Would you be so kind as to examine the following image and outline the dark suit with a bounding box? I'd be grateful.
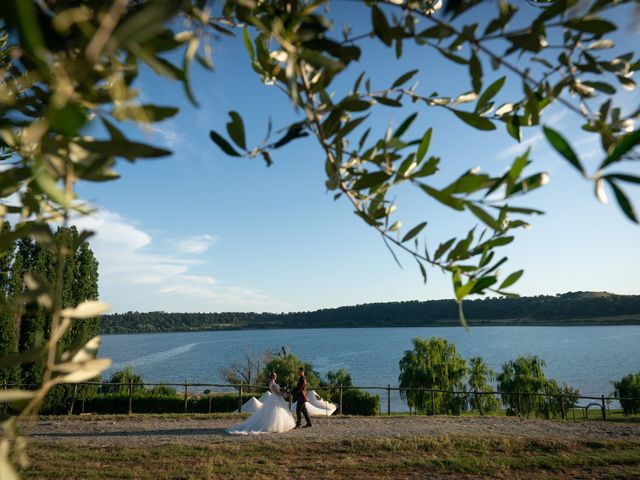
[292,374,311,427]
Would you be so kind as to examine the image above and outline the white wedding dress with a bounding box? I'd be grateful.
[226,381,296,434]
[290,391,337,417]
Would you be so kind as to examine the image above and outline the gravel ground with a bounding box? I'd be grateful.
[22,415,640,446]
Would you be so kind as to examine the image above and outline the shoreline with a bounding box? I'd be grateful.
[99,316,640,336]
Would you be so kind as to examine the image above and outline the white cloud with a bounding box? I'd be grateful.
[71,209,291,313]
[170,234,217,255]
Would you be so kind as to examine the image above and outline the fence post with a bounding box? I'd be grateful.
[560,394,565,420]
[339,383,343,415]
[183,381,189,413]
[238,383,243,413]
[431,389,435,416]
[68,384,78,415]
[81,390,85,415]
[128,379,133,415]
[601,395,606,421]
[208,393,212,414]
[387,385,391,416]
[475,390,483,416]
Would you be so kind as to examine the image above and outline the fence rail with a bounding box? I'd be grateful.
[3,381,638,421]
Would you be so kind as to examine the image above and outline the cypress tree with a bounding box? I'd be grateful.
[0,225,100,388]
[0,221,19,385]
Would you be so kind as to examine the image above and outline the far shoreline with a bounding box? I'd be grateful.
[99,315,640,336]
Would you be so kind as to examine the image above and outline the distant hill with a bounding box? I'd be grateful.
[98,292,640,334]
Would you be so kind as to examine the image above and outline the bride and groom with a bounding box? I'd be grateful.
[227,367,313,434]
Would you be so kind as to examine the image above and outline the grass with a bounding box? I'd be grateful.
[24,434,640,479]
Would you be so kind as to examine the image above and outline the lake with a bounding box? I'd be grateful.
[99,326,640,411]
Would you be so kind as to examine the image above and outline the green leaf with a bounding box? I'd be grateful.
[243,28,255,61]
[261,151,272,167]
[505,115,521,142]
[581,81,616,95]
[77,140,172,160]
[452,110,496,131]
[371,5,392,46]
[471,275,498,294]
[31,160,71,207]
[49,102,88,136]
[374,96,402,107]
[337,116,368,140]
[543,126,584,175]
[226,111,246,150]
[412,156,440,178]
[0,167,31,197]
[352,171,391,190]
[476,76,506,113]
[606,179,638,223]
[111,105,179,123]
[402,222,427,243]
[417,259,427,284]
[391,69,418,89]
[500,270,523,289]
[438,49,469,65]
[469,52,482,93]
[420,184,465,210]
[341,98,372,112]
[455,278,476,301]
[434,238,456,260]
[13,0,46,64]
[418,24,455,40]
[393,113,418,139]
[604,173,640,185]
[467,203,500,230]
[416,128,433,162]
[564,18,616,35]
[209,130,241,157]
[272,122,309,148]
[601,129,640,167]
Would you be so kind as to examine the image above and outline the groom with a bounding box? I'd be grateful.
[292,366,312,429]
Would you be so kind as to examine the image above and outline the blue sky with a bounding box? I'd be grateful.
[73,1,640,314]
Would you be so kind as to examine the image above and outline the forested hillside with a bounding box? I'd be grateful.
[99,292,640,334]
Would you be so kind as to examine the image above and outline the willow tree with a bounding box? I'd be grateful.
[0,0,638,477]
[398,337,468,414]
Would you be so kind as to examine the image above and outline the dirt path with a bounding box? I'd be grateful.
[24,414,640,447]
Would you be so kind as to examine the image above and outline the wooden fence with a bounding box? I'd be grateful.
[3,381,638,421]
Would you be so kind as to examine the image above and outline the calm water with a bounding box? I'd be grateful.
[99,326,640,410]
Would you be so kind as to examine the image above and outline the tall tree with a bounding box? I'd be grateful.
[0,221,19,385]
[398,337,468,414]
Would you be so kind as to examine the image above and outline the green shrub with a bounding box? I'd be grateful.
[40,392,256,415]
[613,372,640,415]
[341,388,379,416]
[398,337,467,415]
[497,355,579,419]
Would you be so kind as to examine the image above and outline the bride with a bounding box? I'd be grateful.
[226,372,296,434]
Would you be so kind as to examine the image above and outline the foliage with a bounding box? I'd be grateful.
[150,384,177,396]
[261,352,321,391]
[45,392,254,415]
[398,337,467,414]
[1,0,639,476]
[324,368,353,388]
[546,380,581,417]
[99,292,640,333]
[341,388,380,416]
[497,355,575,419]
[613,371,640,415]
[211,0,640,321]
[103,367,144,394]
[467,357,499,414]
